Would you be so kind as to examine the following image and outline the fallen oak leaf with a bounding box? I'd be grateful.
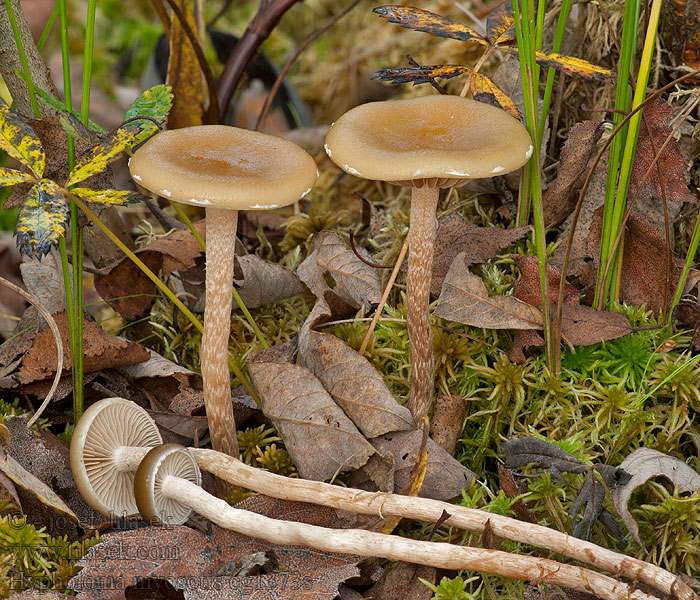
[611,447,700,549]
[298,231,382,308]
[352,429,475,501]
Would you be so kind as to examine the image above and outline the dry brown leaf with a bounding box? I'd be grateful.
[298,231,382,308]
[248,357,375,481]
[509,257,632,360]
[3,417,103,535]
[543,121,605,226]
[630,97,698,205]
[434,253,543,330]
[299,330,414,437]
[70,496,360,600]
[429,394,467,455]
[0,446,76,522]
[366,562,436,600]
[430,214,531,296]
[94,224,205,321]
[560,304,632,346]
[234,254,305,309]
[588,209,682,313]
[353,430,475,501]
[611,447,700,549]
[15,312,148,384]
[166,0,204,128]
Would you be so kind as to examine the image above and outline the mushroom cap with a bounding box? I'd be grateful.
[134,444,201,526]
[129,125,318,210]
[71,398,163,517]
[324,96,532,182]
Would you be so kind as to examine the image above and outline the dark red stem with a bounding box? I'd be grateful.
[217,0,302,122]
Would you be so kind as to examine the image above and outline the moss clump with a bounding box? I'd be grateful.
[0,515,100,598]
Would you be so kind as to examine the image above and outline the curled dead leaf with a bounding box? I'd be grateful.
[611,447,700,548]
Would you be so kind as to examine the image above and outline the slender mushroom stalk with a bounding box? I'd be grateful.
[405,182,440,420]
[129,125,317,462]
[200,207,238,458]
[134,445,659,600]
[325,96,532,421]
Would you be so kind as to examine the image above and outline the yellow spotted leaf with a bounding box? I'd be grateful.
[533,51,616,81]
[373,5,486,45]
[374,65,471,85]
[499,46,616,81]
[0,101,45,177]
[14,179,68,258]
[71,187,146,206]
[66,124,141,187]
[167,0,204,128]
[486,2,515,46]
[0,167,34,186]
[470,73,521,120]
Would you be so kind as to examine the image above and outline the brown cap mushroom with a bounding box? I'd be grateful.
[129,126,318,462]
[325,96,531,421]
[70,397,162,516]
[134,444,201,525]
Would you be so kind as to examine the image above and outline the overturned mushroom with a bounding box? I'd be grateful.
[129,125,318,460]
[325,96,531,421]
[70,397,163,516]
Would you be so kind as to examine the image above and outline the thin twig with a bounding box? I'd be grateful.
[0,276,63,427]
[359,235,409,355]
[349,232,396,268]
[255,0,360,131]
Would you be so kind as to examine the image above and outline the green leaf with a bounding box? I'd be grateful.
[0,166,34,186]
[14,179,68,258]
[373,6,486,45]
[124,84,173,142]
[374,65,471,85]
[66,124,141,187]
[0,100,45,177]
[71,187,146,206]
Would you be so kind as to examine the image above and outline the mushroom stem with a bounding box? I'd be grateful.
[157,475,659,600]
[112,446,151,472]
[406,183,439,422]
[192,448,692,600]
[202,207,239,459]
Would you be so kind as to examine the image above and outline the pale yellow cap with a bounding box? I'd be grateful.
[324,96,532,181]
[129,125,318,210]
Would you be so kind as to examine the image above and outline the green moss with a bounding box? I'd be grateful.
[0,516,100,597]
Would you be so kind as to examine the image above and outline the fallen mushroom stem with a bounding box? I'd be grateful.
[190,448,695,600]
[158,474,659,600]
